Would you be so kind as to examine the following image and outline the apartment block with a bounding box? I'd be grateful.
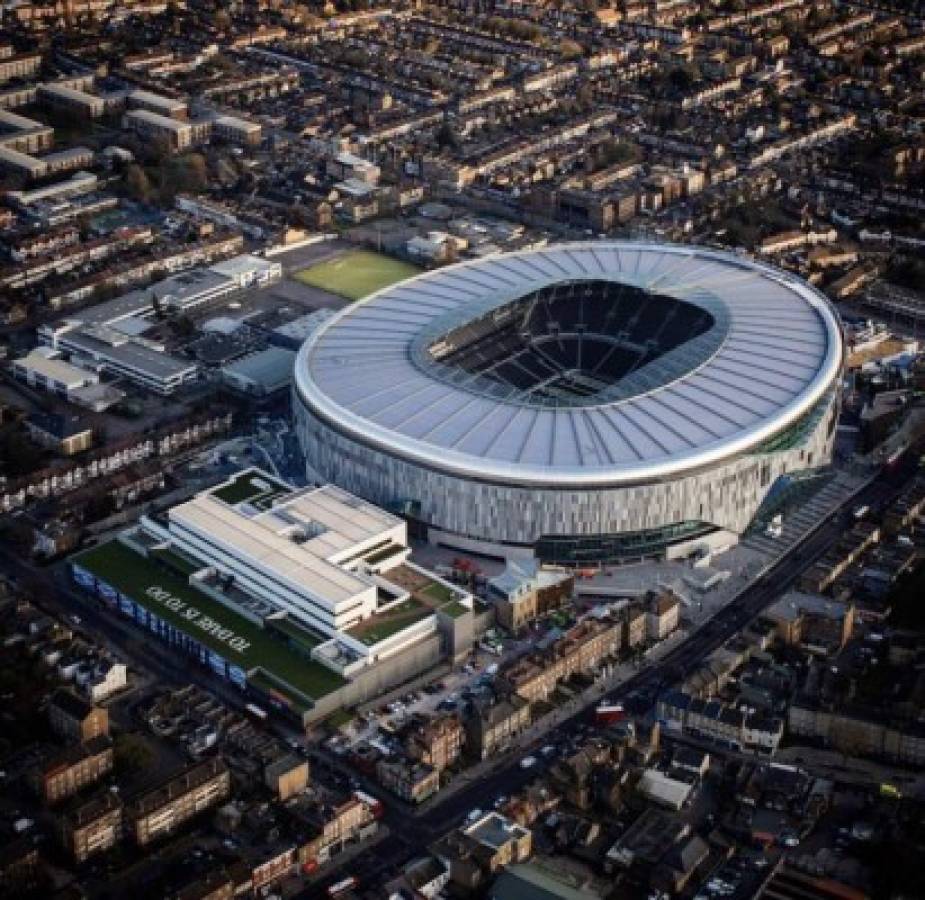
[126,758,231,846]
[59,792,123,862]
[647,592,681,641]
[377,758,440,804]
[405,714,464,772]
[500,617,621,703]
[464,697,531,761]
[123,109,210,152]
[32,735,113,804]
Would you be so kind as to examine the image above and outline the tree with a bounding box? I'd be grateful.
[599,139,641,167]
[576,83,595,110]
[0,519,34,554]
[0,426,47,478]
[124,164,152,203]
[435,121,461,150]
[172,315,195,338]
[668,65,697,92]
[158,152,209,201]
[114,733,154,773]
[560,38,584,60]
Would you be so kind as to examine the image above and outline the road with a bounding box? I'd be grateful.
[0,459,915,899]
[298,462,916,896]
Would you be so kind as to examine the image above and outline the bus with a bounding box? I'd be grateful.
[595,703,626,725]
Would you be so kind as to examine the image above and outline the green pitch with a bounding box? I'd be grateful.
[294,250,420,301]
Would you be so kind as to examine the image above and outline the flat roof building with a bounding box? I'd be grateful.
[39,82,106,117]
[70,469,472,725]
[123,109,210,152]
[166,472,412,637]
[222,347,296,397]
[126,757,230,846]
[127,88,188,119]
[211,114,262,146]
[59,792,123,863]
[37,255,276,396]
[0,144,47,178]
[13,349,99,396]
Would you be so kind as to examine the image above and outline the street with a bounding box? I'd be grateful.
[0,458,915,899]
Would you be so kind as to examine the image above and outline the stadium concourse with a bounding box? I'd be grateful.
[294,242,844,566]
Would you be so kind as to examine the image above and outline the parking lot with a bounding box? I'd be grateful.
[322,612,583,758]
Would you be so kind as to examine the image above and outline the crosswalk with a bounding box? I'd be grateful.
[741,471,868,557]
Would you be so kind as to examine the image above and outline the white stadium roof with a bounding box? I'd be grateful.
[295,242,842,488]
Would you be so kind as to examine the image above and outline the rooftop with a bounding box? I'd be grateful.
[171,473,405,607]
[464,812,530,849]
[346,598,431,645]
[222,347,296,392]
[73,539,345,701]
[297,242,842,487]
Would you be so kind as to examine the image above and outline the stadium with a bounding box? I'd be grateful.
[294,242,843,565]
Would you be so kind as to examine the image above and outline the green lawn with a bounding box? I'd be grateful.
[211,470,291,508]
[293,250,420,301]
[266,616,323,653]
[325,708,356,731]
[149,547,201,578]
[421,581,456,605]
[440,601,470,619]
[347,598,431,646]
[73,541,344,701]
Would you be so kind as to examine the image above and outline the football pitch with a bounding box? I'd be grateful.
[293,249,420,301]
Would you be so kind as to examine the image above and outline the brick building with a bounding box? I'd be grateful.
[126,758,231,846]
[59,792,123,862]
[32,735,113,804]
[47,688,109,742]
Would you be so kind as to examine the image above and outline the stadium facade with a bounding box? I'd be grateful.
[294,242,843,565]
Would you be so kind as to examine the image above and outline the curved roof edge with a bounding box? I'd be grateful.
[294,242,843,488]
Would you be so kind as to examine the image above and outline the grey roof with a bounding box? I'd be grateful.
[295,242,842,487]
[63,330,197,379]
[222,347,296,391]
[490,862,603,900]
[74,269,232,328]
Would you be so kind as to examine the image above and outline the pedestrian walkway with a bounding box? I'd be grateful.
[741,470,868,556]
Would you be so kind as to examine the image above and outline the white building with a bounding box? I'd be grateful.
[294,242,842,565]
[82,660,128,703]
[127,88,188,119]
[37,255,278,396]
[636,769,694,810]
[13,348,99,397]
[141,470,464,674]
[209,254,281,288]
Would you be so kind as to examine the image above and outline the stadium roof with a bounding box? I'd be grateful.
[295,242,842,487]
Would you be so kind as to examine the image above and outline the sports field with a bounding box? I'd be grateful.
[293,250,420,301]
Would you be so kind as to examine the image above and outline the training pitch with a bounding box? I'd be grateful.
[293,249,420,301]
